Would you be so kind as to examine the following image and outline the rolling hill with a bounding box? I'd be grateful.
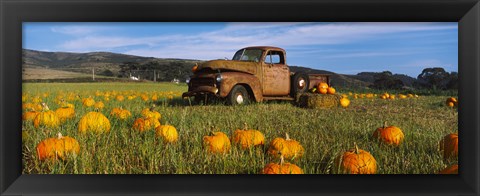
[22,49,416,88]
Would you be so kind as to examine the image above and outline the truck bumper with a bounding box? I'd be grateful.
[182,86,219,98]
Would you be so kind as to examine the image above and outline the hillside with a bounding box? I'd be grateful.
[289,66,371,88]
[23,49,418,88]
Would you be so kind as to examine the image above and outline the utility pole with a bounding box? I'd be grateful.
[92,68,95,81]
[154,70,156,82]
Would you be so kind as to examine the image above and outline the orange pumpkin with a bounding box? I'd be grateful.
[446,97,458,106]
[55,102,75,122]
[267,133,304,160]
[36,132,80,160]
[439,133,458,160]
[93,101,105,110]
[327,87,336,94]
[318,82,329,90]
[262,155,303,174]
[335,143,377,174]
[78,111,111,134]
[203,131,231,154]
[33,103,60,128]
[439,164,458,174]
[132,117,161,132]
[373,122,404,146]
[22,110,39,121]
[231,123,265,149]
[155,124,179,143]
[317,88,327,94]
[110,107,131,120]
[339,97,350,108]
[82,97,95,107]
[141,105,161,120]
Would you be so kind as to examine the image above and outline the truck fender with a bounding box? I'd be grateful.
[219,72,263,102]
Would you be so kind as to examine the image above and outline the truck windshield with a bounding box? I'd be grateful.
[232,49,263,62]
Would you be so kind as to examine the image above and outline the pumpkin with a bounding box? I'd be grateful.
[155,124,179,143]
[446,97,458,104]
[318,88,328,94]
[398,94,407,99]
[203,131,231,154]
[439,133,458,160]
[22,110,39,121]
[447,101,455,107]
[94,101,105,110]
[141,105,161,120]
[78,111,111,134]
[373,122,404,146]
[339,97,350,108]
[115,95,125,102]
[389,95,396,100]
[231,123,265,149]
[262,155,303,174]
[110,107,132,120]
[318,82,329,90]
[132,117,160,132]
[55,101,75,121]
[335,143,377,174]
[439,164,458,174]
[82,97,95,107]
[22,102,43,111]
[327,87,336,94]
[36,132,80,160]
[192,64,199,72]
[33,103,60,128]
[267,133,304,160]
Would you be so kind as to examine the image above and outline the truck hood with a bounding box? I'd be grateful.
[198,60,258,75]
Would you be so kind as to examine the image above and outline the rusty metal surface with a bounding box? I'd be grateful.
[185,46,330,103]
[182,86,219,98]
[198,60,259,75]
[262,64,290,96]
[218,72,263,102]
[308,74,330,89]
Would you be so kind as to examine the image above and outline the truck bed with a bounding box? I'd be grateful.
[308,74,330,89]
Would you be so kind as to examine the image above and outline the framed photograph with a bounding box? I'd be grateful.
[1,0,479,195]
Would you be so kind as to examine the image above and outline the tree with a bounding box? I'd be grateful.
[446,71,458,89]
[99,69,114,77]
[371,71,404,89]
[416,67,450,90]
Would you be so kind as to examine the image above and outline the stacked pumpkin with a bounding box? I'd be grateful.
[263,133,305,174]
[132,106,162,132]
[446,97,458,108]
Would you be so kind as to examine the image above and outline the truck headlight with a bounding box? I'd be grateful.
[215,74,223,83]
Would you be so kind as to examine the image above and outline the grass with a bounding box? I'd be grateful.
[22,82,458,174]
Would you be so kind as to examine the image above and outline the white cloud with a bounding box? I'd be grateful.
[55,22,457,60]
[51,25,111,36]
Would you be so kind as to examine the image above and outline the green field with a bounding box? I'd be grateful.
[22,82,458,174]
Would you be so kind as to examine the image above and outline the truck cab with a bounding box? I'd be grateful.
[182,46,329,105]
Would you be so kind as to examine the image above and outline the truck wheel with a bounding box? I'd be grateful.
[291,72,310,97]
[227,85,250,105]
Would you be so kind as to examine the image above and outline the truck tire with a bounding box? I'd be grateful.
[291,72,310,97]
[227,85,250,105]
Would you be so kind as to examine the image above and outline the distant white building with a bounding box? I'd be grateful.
[130,76,139,81]
[171,78,180,84]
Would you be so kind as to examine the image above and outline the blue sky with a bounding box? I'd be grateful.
[23,22,458,77]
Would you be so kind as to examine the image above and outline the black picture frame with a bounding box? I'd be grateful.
[1,0,479,195]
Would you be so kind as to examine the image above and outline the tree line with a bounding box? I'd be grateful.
[371,67,458,90]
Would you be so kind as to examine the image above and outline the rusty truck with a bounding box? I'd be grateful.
[182,46,330,105]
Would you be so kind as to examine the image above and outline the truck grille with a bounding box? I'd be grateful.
[189,78,215,89]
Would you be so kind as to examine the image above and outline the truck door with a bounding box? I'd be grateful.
[262,50,290,96]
